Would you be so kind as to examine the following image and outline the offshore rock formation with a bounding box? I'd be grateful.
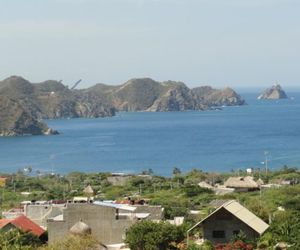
[257,84,288,100]
[0,76,246,136]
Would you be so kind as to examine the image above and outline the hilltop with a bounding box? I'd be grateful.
[82,78,246,112]
[0,76,246,136]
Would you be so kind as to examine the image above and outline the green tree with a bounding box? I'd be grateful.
[173,167,181,176]
[125,221,185,250]
[0,228,43,249]
[39,235,100,250]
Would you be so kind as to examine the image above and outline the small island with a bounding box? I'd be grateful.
[257,84,288,100]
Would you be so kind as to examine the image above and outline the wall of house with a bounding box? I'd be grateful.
[202,208,259,244]
[25,204,65,228]
[107,176,131,186]
[47,203,136,245]
[133,205,164,220]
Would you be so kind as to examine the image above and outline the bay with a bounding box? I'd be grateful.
[1,93,300,176]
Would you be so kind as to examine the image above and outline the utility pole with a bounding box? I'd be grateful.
[264,151,269,175]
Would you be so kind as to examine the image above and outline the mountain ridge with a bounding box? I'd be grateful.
[0,76,246,136]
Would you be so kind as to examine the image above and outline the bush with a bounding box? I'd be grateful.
[0,229,43,249]
[38,235,100,250]
[125,220,185,250]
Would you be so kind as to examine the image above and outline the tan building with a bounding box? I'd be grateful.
[188,200,269,245]
[107,173,132,186]
[47,201,163,245]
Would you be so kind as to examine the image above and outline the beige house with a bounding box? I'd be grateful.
[188,200,269,245]
[47,202,136,245]
[47,201,164,245]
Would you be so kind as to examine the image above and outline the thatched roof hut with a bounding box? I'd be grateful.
[83,185,94,195]
[70,220,91,235]
[224,176,259,189]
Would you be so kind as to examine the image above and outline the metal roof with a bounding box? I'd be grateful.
[188,200,269,235]
[93,201,137,212]
[224,200,269,234]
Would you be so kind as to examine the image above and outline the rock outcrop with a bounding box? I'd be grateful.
[192,86,246,107]
[82,78,246,112]
[0,76,115,136]
[257,84,288,100]
[0,96,58,136]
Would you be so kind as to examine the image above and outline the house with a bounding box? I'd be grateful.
[47,201,164,245]
[83,184,94,196]
[188,200,269,245]
[107,173,132,186]
[0,215,45,238]
[0,177,7,187]
[24,202,66,228]
[2,208,24,219]
[224,176,259,191]
[47,202,139,244]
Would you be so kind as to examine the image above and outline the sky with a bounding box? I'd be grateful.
[0,0,299,89]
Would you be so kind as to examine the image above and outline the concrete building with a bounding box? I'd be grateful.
[107,173,132,186]
[47,202,147,245]
[188,200,269,245]
[24,203,66,228]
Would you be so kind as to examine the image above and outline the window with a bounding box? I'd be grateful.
[233,230,240,236]
[212,230,225,238]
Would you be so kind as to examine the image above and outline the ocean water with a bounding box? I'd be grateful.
[1,93,300,176]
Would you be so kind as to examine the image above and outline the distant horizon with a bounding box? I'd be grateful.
[1,74,300,93]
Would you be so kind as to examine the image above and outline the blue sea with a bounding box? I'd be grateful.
[1,93,300,176]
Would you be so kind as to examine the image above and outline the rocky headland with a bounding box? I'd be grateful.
[257,84,288,100]
[82,78,246,112]
[0,76,246,136]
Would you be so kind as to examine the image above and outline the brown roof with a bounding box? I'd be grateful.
[224,176,259,189]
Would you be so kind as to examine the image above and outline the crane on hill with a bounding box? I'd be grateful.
[70,79,82,90]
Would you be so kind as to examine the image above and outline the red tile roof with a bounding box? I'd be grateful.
[0,215,45,237]
[0,219,11,228]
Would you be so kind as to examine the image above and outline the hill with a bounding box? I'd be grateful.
[0,96,58,136]
[82,78,246,112]
[0,76,246,136]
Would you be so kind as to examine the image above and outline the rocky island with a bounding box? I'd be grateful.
[0,76,246,136]
[257,84,288,100]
